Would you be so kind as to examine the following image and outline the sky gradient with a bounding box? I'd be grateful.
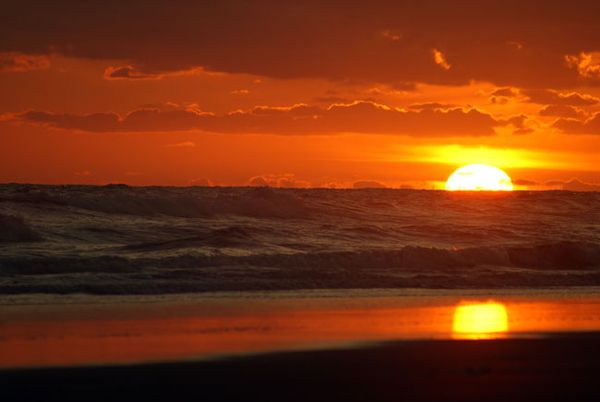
[1,1,600,189]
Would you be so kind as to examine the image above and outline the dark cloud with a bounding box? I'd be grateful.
[513,179,538,186]
[18,109,201,132]
[247,176,269,187]
[490,87,518,97]
[489,87,600,106]
[489,87,519,105]
[553,112,600,134]
[104,66,158,80]
[20,110,120,132]
[189,178,214,187]
[543,179,600,190]
[521,89,599,106]
[500,114,533,135]
[314,96,357,104]
[247,174,310,188]
[408,102,458,110]
[562,179,600,191]
[539,104,585,118]
[13,101,505,137]
[0,52,50,72]
[2,1,600,87]
[103,65,203,80]
[353,180,387,189]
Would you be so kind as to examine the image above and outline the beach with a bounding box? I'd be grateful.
[4,335,600,402]
[2,288,600,400]
[3,2,600,400]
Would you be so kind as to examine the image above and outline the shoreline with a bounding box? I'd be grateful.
[3,285,600,305]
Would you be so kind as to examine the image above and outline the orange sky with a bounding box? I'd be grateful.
[1,1,600,189]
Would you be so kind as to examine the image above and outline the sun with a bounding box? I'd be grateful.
[445,163,513,191]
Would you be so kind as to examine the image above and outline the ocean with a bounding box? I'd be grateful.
[1,184,599,295]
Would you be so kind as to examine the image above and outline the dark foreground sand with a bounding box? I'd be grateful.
[2,334,600,402]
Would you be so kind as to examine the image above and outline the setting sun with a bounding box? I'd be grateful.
[445,164,513,191]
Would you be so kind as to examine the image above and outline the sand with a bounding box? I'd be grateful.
[2,335,600,401]
[2,289,600,401]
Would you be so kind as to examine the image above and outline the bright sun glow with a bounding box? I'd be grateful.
[445,163,513,191]
[453,302,509,339]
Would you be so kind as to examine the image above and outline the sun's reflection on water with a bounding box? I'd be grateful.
[3,293,600,368]
[452,301,508,339]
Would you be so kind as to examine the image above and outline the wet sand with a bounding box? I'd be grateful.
[2,289,600,368]
[2,335,600,401]
[2,289,600,401]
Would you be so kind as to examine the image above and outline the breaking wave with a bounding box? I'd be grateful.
[1,242,599,294]
[2,241,599,274]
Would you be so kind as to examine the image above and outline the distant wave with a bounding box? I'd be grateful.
[0,185,310,219]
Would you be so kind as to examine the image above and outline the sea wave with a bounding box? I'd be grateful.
[1,241,598,275]
[0,185,310,219]
[1,184,599,294]
[0,214,40,243]
[122,226,266,250]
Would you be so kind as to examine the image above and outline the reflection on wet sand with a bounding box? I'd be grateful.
[1,292,600,368]
[452,302,508,339]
